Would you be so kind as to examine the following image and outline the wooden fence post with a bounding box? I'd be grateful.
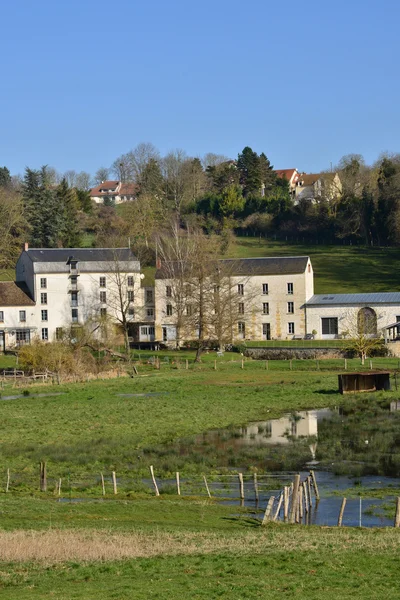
[262,496,275,525]
[395,497,400,528]
[283,486,289,521]
[241,358,244,369]
[253,473,259,503]
[185,359,189,370]
[310,470,320,501]
[338,498,347,526]
[273,492,283,521]
[101,472,106,496]
[214,360,217,371]
[344,358,347,370]
[299,484,304,520]
[307,476,313,508]
[6,469,10,493]
[369,359,373,371]
[289,474,301,523]
[203,475,211,498]
[176,472,181,496]
[39,462,47,492]
[303,481,309,513]
[149,465,159,496]
[238,473,244,500]
[112,471,117,495]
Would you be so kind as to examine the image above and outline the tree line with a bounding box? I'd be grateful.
[1,145,400,270]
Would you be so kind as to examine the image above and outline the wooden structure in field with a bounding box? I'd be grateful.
[338,371,391,394]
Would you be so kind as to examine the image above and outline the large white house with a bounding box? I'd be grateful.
[90,180,138,205]
[2,246,400,352]
[0,246,151,351]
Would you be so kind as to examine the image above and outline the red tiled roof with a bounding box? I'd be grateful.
[90,180,138,197]
[275,169,297,180]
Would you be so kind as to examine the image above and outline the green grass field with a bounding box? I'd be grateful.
[1,362,400,598]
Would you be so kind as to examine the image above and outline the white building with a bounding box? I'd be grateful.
[305,293,400,340]
[154,256,314,344]
[90,180,138,205]
[0,246,153,351]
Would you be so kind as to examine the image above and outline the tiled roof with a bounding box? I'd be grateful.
[24,248,138,263]
[298,173,320,186]
[306,293,400,306]
[275,169,297,181]
[90,181,138,197]
[156,256,310,279]
[0,282,34,306]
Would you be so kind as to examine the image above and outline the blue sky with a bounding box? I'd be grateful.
[1,0,399,177]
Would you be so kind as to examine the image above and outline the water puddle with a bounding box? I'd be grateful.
[0,392,65,401]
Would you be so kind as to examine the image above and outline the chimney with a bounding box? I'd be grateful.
[23,242,29,252]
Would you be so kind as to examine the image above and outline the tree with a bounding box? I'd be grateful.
[94,167,110,184]
[112,143,160,183]
[119,192,165,263]
[237,146,262,196]
[23,166,63,247]
[342,307,383,364]
[0,187,29,270]
[161,150,192,218]
[202,153,230,169]
[0,166,12,188]
[218,185,245,218]
[138,158,164,196]
[75,171,92,191]
[56,178,81,247]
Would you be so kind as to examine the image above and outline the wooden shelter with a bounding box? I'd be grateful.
[338,371,391,394]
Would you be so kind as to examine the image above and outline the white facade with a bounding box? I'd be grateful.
[154,257,314,344]
[0,247,153,351]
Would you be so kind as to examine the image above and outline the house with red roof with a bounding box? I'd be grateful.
[90,180,138,205]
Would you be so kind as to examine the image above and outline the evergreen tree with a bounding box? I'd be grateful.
[237,147,262,196]
[23,166,63,247]
[56,178,81,247]
[76,188,93,213]
[0,166,11,188]
[139,158,163,196]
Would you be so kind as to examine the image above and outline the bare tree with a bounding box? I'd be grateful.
[341,307,383,364]
[94,167,111,184]
[161,150,193,218]
[75,171,92,191]
[202,152,231,169]
[111,143,160,183]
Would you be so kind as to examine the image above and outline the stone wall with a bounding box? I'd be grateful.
[244,347,345,360]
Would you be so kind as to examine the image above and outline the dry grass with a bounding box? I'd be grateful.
[0,526,399,563]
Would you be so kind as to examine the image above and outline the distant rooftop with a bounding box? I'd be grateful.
[306,292,400,306]
[0,282,34,306]
[23,248,138,263]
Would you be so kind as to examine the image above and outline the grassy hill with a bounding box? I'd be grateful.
[230,238,400,294]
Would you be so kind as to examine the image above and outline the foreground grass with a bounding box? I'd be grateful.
[0,497,400,598]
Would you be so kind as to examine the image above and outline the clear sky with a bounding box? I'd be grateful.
[1,0,399,177]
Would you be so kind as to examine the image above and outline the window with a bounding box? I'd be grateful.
[100,308,107,317]
[0,311,3,322]
[127,291,134,302]
[70,261,77,270]
[166,285,172,298]
[40,293,47,304]
[71,291,78,307]
[263,323,271,340]
[147,308,154,317]
[321,317,338,335]
[40,278,47,289]
[41,310,48,321]
[288,322,295,334]
[166,304,173,316]
[146,290,153,303]
[238,302,244,315]
[16,330,30,343]
[128,307,135,317]
[99,277,106,288]
[262,283,269,295]
[308,264,311,273]
[56,327,63,340]
[238,322,245,335]
[41,328,48,341]
[238,284,244,295]
[19,310,26,322]
[72,308,78,323]
[149,326,155,336]
[100,291,107,303]
[287,283,294,295]
[70,275,78,286]
[263,302,269,315]
[127,276,134,287]
[287,302,294,314]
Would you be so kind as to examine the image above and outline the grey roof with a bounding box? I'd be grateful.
[24,248,137,263]
[155,256,310,279]
[306,292,400,306]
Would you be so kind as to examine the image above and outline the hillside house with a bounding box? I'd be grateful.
[90,180,138,205]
